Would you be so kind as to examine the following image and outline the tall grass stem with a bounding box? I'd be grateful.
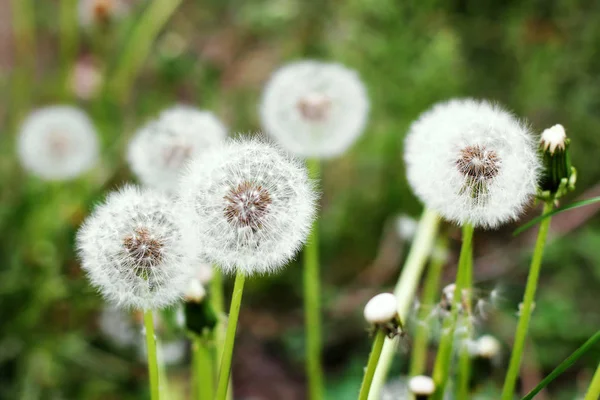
[358,330,386,400]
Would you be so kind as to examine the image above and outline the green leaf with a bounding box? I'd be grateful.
[514,197,600,236]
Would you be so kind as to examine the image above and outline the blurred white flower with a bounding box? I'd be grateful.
[71,57,102,100]
[98,305,138,347]
[178,138,317,275]
[364,293,398,324]
[404,99,540,229]
[77,185,194,310]
[475,334,501,359]
[408,375,435,397]
[184,278,206,303]
[78,0,129,27]
[260,60,369,159]
[138,338,187,366]
[395,214,418,241]
[128,106,227,193]
[17,105,99,181]
[196,263,214,284]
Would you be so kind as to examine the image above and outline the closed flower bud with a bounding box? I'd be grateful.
[364,293,404,338]
[539,124,576,199]
[409,375,435,399]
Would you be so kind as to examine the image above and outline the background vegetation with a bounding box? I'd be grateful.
[0,0,599,398]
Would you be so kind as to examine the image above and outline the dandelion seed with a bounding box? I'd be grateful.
[76,185,194,310]
[404,99,540,228]
[260,61,369,159]
[177,138,317,275]
[17,106,99,181]
[128,106,227,193]
[78,0,129,27]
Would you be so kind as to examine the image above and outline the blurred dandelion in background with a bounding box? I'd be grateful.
[78,0,130,27]
[17,105,99,181]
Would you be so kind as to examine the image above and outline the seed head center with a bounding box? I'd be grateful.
[47,131,72,157]
[224,182,272,229]
[297,93,332,122]
[163,143,193,168]
[123,227,164,268]
[456,145,500,181]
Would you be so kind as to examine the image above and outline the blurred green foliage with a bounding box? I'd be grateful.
[1,0,599,398]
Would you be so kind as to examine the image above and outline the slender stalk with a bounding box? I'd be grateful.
[157,340,170,400]
[457,245,474,399]
[409,237,448,377]
[215,272,246,400]
[59,0,78,97]
[212,270,233,400]
[431,223,475,400]
[108,0,183,103]
[584,362,600,400]
[501,201,554,400]
[193,337,214,400]
[143,310,160,400]
[304,158,323,400]
[358,330,386,400]
[521,330,600,400]
[368,209,440,400]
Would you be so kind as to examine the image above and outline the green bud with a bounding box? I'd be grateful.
[538,124,576,200]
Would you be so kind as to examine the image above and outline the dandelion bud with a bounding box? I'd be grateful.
[405,99,540,228]
[178,138,317,275]
[539,124,576,199]
[476,334,501,359]
[364,293,404,338]
[17,106,99,181]
[128,106,227,193]
[76,185,194,310]
[260,61,369,159]
[184,279,206,303]
[408,375,435,400]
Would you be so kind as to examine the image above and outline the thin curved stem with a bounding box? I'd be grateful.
[431,223,474,400]
[502,201,554,400]
[367,208,440,400]
[457,246,474,400]
[304,158,323,400]
[143,310,160,400]
[215,272,246,400]
[211,270,233,400]
[358,330,386,400]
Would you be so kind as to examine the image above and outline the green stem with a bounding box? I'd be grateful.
[521,330,600,400]
[409,237,448,377]
[431,223,475,400]
[59,0,78,98]
[108,0,183,104]
[143,310,160,400]
[367,208,440,400]
[584,362,600,400]
[193,337,214,400]
[215,272,246,400]
[358,330,386,400]
[211,270,233,400]
[157,340,170,400]
[502,201,554,400]
[457,242,474,400]
[304,158,323,400]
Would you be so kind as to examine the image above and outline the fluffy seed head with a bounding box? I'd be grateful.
[364,293,398,324]
[127,106,227,193]
[476,334,501,358]
[260,60,369,159]
[540,124,567,154]
[178,138,317,275]
[78,0,129,27]
[77,185,194,310]
[409,375,435,395]
[404,99,540,229]
[17,105,99,181]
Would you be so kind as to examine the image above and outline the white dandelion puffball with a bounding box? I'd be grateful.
[408,375,436,396]
[78,0,129,27]
[260,60,369,159]
[17,106,99,181]
[128,106,227,193]
[404,99,540,228]
[178,138,317,275]
[364,293,398,324]
[77,185,194,310]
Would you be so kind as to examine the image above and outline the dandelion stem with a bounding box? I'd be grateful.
[358,330,386,400]
[457,245,473,399]
[211,269,233,400]
[409,237,447,377]
[304,158,324,400]
[215,272,246,400]
[501,201,554,400]
[430,223,474,400]
[584,362,600,400]
[368,208,440,400]
[193,337,214,400]
[143,310,160,400]
[108,0,183,103]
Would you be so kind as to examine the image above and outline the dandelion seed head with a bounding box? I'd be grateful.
[77,185,194,310]
[17,106,99,181]
[404,98,540,228]
[128,106,227,193]
[260,60,369,159]
[364,293,398,324]
[178,138,317,275]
